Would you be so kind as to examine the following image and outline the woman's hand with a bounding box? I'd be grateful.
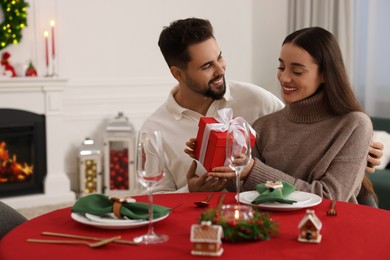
[366,141,384,173]
[186,161,228,192]
[208,158,255,181]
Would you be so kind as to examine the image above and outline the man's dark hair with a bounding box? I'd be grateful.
[158,18,214,69]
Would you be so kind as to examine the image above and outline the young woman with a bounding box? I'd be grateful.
[192,27,375,204]
[235,27,375,204]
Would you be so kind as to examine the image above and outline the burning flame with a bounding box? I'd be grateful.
[0,142,34,183]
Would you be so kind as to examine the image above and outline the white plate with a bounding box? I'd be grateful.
[238,191,322,211]
[85,213,144,224]
[71,212,169,229]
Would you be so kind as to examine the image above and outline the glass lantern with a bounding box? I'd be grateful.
[103,112,136,196]
[79,137,102,197]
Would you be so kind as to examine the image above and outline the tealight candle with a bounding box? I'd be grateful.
[234,209,240,220]
[220,204,254,223]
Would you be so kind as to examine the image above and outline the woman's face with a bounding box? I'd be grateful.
[277,43,324,104]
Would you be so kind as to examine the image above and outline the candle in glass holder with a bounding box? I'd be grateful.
[220,204,254,223]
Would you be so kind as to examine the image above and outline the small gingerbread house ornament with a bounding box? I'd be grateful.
[190,221,223,256]
[298,209,322,243]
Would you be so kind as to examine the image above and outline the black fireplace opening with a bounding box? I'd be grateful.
[0,109,46,198]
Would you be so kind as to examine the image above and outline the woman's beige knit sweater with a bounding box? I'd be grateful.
[243,91,373,203]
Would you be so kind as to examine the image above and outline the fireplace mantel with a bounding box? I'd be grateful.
[0,78,76,209]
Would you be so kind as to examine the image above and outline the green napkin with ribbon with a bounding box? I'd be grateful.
[72,194,171,220]
[251,180,297,204]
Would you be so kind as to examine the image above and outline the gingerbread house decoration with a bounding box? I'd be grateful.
[190,221,223,256]
[298,209,322,243]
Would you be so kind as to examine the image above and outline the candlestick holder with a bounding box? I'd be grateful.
[44,63,50,77]
[50,57,59,77]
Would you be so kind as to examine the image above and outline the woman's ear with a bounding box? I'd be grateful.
[321,73,325,83]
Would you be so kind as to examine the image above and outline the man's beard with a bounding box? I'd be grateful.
[185,75,226,100]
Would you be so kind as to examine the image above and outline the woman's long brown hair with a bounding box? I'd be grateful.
[283,27,377,202]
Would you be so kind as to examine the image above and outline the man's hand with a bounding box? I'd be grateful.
[186,161,228,192]
[184,138,197,159]
[366,141,384,173]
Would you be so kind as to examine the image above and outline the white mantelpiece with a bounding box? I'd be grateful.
[0,78,76,209]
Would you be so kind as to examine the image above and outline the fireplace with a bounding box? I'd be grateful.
[0,109,47,198]
[0,78,75,209]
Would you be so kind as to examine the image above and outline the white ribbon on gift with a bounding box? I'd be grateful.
[198,108,256,166]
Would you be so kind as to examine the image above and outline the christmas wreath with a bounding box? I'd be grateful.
[0,0,29,50]
[200,206,279,242]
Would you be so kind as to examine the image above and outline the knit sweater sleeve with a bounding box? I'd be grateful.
[242,112,373,203]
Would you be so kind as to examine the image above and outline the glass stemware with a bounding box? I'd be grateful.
[134,129,168,244]
[226,120,252,204]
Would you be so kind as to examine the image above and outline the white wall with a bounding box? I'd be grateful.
[1,0,288,193]
[252,0,288,99]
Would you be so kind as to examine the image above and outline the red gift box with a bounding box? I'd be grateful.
[194,117,256,172]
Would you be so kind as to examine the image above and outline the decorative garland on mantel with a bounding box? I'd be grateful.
[0,0,29,50]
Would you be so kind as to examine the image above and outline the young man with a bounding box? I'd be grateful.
[141,18,383,193]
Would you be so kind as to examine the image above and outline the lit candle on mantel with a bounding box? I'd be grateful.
[50,20,55,59]
[44,31,49,67]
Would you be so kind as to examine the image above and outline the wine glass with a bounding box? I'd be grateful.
[226,119,252,204]
[134,129,168,244]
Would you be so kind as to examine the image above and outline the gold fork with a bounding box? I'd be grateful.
[327,200,337,216]
[27,235,121,248]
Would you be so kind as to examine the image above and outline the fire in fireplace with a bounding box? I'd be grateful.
[0,141,34,182]
[0,109,46,198]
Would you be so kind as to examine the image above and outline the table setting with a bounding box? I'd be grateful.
[2,121,390,259]
[70,193,172,230]
[239,180,322,211]
[2,191,390,259]
[22,177,325,250]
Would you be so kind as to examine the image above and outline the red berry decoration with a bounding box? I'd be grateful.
[25,61,37,77]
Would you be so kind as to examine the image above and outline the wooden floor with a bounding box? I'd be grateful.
[17,202,74,220]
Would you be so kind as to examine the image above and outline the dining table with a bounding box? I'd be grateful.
[1,191,389,259]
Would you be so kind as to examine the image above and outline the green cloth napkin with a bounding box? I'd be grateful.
[251,180,297,204]
[72,194,171,220]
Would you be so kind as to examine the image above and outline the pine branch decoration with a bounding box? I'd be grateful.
[200,206,279,242]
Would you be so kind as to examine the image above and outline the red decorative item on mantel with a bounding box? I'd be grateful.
[25,61,38,77]
[1,52,17,77]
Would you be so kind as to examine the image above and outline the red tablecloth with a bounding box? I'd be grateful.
[1,192,390,259]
